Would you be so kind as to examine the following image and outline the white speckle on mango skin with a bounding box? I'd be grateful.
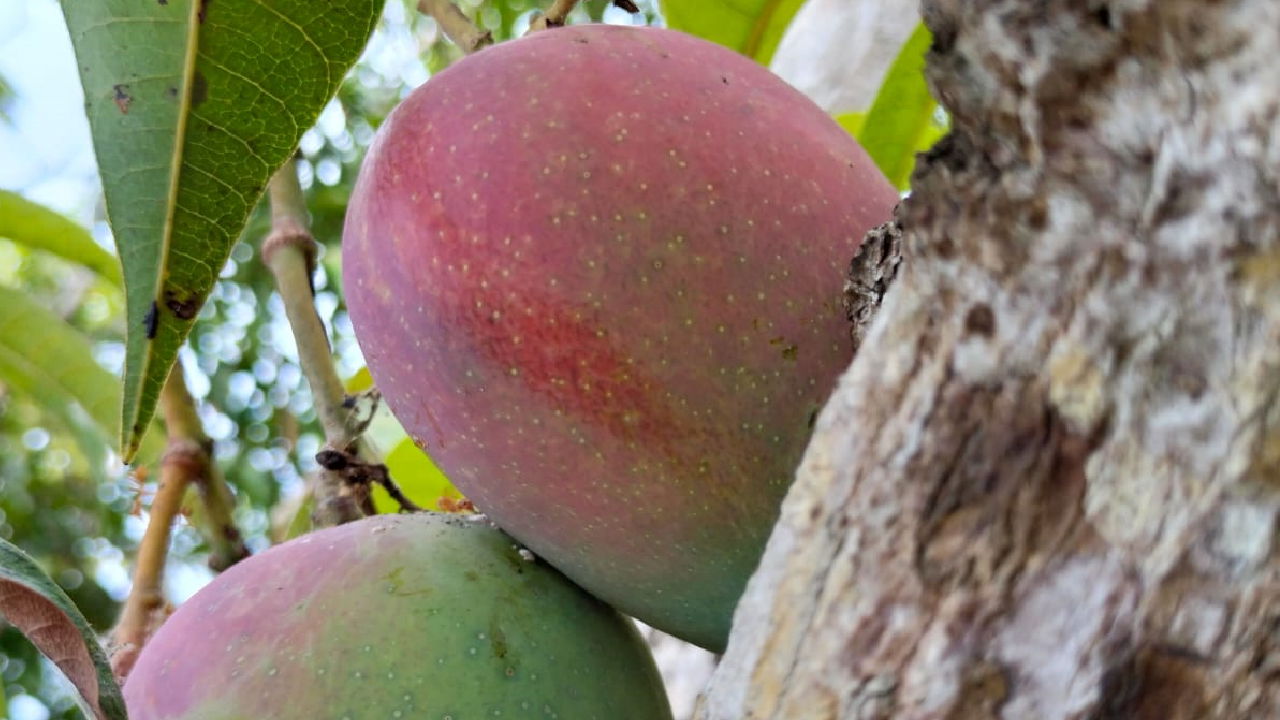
[342,24,898,651]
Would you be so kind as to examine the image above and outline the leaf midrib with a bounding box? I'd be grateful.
[741,0,784,60]
[125,0,201,459]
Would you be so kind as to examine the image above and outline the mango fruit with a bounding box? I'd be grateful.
[124,514,673,719]
[343,24,897,650]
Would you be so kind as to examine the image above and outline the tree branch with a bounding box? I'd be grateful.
[418,0,492,54]
[262,160,370,528]
[110,365,247,681]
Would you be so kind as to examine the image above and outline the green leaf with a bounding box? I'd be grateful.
[374,437,462,513]
[835,112,866,138]
[660,0,806,65]
[0,537,127,720]
[0,191,122,286]
[345,366,375,394]
[60,0,384,462]
[0,286,162,470]
[854,22,946,190]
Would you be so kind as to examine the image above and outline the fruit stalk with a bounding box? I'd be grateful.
[528,0,581,31]
[417,0,492,54]
[262,160,369,527]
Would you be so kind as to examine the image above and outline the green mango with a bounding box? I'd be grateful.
[124,513,673,719]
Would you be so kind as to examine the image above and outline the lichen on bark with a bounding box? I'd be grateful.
[700,1,1280,718]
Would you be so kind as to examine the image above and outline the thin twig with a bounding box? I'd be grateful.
[109,366,248,681]
[262,160,369,528]
[418,0,492,54]
[164,368,249,571]
[316,449,424,514]
[528,0,581,31]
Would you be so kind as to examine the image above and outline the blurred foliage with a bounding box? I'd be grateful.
[0,1,660,716]
[0,72,12,125]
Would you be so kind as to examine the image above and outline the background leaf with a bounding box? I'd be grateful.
[836,112,866,137]
[853,22,946,190]
[0,286,162,471]
[61,0,384,462]
[0,537,126,720]
[0,191,122,286]
[374,437,462,513]
[660,0,806,65]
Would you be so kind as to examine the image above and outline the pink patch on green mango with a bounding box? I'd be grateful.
[124,514,672,719]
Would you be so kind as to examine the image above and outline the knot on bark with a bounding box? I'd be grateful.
[843,215,904,353]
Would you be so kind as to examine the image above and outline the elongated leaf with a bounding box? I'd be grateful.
[854,23,946,190]
[0,286,162,467]
[660,0,806,65]
[0,537,126,720]
[0,350,110,481]
[0,191,122,286]
[61,0,384,462]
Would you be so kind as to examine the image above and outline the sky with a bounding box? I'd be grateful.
[0,0,100,221]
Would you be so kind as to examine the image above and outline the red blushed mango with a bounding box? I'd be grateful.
[124,514,672,719]
[343,24,897,650]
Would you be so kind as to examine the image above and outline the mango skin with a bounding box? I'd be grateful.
[343,24,898,650]
[124,514,673,720]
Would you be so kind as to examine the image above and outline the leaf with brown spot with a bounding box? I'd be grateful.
[0,538,126,720]
[60,0,382,462]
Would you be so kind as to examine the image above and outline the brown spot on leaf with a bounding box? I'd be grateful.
[165,86,179,100]
[163,290,199,320]
[112,84,132,114]
[143,302,158,339]
[198,0,212,23]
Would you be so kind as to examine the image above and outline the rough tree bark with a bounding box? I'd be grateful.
[700,1,1280,718]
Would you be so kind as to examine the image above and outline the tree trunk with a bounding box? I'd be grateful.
[699,1,1280,718]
